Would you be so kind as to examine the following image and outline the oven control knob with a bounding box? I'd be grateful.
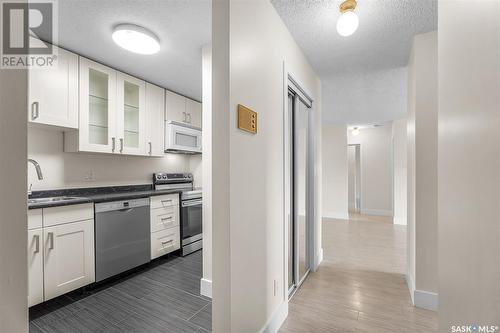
[162,175,167,179]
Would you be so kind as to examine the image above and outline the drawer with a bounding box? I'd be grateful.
[151,227,180,260]
[28,209,43,230]
[151,205,179,233]
[150,194,179,209]
[43,203,94,227]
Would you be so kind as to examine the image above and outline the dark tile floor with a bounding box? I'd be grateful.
[30,251,212,333]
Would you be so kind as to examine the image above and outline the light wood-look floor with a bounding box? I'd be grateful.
[280,215,437,333]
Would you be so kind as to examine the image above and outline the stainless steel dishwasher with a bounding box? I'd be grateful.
[95,198,150,282]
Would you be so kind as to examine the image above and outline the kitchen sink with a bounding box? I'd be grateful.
[28,196,84,204]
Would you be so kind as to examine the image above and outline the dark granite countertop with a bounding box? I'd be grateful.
[28,184,182,210]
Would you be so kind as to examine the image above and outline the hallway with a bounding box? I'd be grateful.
[280,215,437,333]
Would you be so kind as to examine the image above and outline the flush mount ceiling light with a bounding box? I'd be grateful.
[351,127,360,136]
[337,0,359,37]
[112,24,160,55]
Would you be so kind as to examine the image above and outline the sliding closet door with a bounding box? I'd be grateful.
[294,97,310,284]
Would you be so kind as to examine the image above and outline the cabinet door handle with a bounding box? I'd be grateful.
[119,138,124,153]
[31,102,39,120]
[182,111,187,123]
[48,232,54,250]
[186,113,192,123]
[33,234,40,253]
[112,137,116,152]
[149,142,152,155]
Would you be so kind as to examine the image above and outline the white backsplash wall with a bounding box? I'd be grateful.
[28,127,198,191]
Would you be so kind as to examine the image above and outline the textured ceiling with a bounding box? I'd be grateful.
[38,0,211,101]
[271,0,437,77]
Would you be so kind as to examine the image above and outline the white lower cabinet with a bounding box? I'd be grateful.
[28,228,43,307]
[150,194,180,259]
[27,204,96,306]
[43,219,95,300]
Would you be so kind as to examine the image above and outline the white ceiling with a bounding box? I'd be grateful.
[39,0,211,101]
[271,0,437,76]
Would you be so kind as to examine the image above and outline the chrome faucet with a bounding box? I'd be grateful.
[28,159,43,180]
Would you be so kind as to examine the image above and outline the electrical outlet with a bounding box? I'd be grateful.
[83,170,95,181]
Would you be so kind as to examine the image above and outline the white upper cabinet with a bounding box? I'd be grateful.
[145,83,165,157]
[165,90,202,128]
[186,98,202,128]
[165,90,186,124]
[116,72,146,155]
[28,47,78,129]
[65,57,117,153]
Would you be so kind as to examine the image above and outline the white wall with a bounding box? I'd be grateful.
[212,0,322,331]
[322,67,407,125]
[0,68,28,332]
[322,124,348,219]
[392,118,407,225]
[348,125,393,216]
[27,127,196,190]
[439,1,500,328]
[407,31,438,310]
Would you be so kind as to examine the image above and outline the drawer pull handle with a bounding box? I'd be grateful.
[161,216,173,222]
[161,200,173,206]
[161,240,174,247]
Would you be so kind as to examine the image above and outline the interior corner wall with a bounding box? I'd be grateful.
[392,118,407,225]
[407,31,438,306]
[348,125,393,217]
[212,0,322,332]
[322,124,348,220]
[0,69,28,332]
[439,1,500,328]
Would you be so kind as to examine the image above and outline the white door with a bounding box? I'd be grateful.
[43,220,95,301]
[165,90,187,123]
[116,72,146,155]
[28,47,79,129]
[28,229,43,307]
[145,83,165,157]
[185,99,202,128]
[78,57,117,153]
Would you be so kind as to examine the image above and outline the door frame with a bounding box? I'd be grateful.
[283,69,317,300]
[348,143,362,213]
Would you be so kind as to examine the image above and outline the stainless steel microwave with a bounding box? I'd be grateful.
[164,121,202,154]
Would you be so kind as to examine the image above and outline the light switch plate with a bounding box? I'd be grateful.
[238,104,257,134]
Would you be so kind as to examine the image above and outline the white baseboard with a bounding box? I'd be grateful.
[393,216,407,225]
[315,248,323,269]
[322,211,349,220]
[360,208,393,217]
[406,272,438,311]
[405,272,415,304]
[414,289,438,311]
[260,300,288,333]
[200,278,212,299]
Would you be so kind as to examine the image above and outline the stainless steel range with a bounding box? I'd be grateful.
[153,173,202,256]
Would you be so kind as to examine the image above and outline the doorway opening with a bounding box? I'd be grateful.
[347,143,361,214]
[287,79,314,298]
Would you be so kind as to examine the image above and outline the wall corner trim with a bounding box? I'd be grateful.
[406,272,415,304]
[200,278,212,299]
[316,248,324,268]
[259,300,288,333]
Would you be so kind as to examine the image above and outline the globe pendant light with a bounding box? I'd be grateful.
[337,0,359,37]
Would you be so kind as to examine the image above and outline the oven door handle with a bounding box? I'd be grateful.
[182,200,202,207]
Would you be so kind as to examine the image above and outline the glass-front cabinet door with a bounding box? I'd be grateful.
[78,58,116,153]
[117,72,146,155]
